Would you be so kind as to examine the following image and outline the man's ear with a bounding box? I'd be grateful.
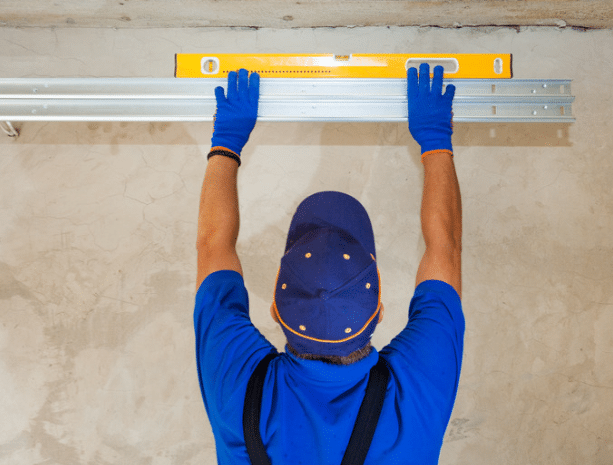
[270,303,279,323]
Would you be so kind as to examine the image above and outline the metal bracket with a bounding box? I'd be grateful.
[1,121,19,137]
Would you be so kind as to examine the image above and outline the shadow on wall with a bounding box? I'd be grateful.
[0,121,573,148]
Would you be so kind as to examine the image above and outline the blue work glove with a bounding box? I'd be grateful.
[407,63,455,158]
[211,68,260,156]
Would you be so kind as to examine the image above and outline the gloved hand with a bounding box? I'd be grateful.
[211,68,260,157]
[407,63,455,158]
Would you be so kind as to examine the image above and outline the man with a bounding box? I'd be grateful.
[194,63,464,464]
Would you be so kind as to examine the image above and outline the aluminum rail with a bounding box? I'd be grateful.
[0,78,575,124]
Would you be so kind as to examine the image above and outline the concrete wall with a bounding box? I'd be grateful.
[1,23,612,465]
[0,0,612,29]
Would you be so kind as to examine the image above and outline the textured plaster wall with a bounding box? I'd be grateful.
[0,26,612,464]
[1,0,612,29]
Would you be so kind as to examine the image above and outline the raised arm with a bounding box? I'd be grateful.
[416,152,462,298]
[408,64,462,299]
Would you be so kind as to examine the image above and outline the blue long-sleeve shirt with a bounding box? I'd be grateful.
[194,270,464,464]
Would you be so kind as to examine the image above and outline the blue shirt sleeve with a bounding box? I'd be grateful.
[379,279,465,436]
[193,270,278,439]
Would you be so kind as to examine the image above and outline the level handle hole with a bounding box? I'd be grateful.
[406,58,459,74]
[494,58,504,74]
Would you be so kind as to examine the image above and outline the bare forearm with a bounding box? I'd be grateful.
[421,151,462,252]
[196,155,240,250]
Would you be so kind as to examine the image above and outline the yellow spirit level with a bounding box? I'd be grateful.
[175,53,512,79]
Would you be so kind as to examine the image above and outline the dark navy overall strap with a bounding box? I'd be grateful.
[243,352,278,465]
[243,353,390,465]
[340,355,390,465]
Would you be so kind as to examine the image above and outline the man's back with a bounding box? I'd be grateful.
[194,272,464,464]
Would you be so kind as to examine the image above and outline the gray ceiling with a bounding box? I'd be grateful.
[0,0,611,29]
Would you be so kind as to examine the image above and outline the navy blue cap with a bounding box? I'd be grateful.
[272,191,382,357]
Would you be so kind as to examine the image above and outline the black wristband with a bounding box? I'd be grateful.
[207,149,241,167]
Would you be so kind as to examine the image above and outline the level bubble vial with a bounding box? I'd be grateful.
[201,57,220,75]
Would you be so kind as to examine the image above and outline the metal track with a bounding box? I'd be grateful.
[0,78,575,124]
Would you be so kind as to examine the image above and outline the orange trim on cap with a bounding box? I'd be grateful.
[271,257,382,344]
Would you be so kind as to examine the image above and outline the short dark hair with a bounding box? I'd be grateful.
[287,341,373,366]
